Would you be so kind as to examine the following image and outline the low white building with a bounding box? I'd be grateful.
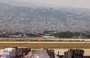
[43,34,55,39]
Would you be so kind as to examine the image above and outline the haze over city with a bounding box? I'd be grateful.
[0,0,90,33]
[0,0,90,8]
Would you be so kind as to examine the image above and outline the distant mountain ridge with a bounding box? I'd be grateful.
[0,3,90,33]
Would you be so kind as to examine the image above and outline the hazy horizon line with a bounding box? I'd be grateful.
[0,0,90,9]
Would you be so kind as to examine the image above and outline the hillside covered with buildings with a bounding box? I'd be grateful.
[0,3,90,38]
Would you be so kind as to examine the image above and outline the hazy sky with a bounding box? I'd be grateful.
[0,0,90,8]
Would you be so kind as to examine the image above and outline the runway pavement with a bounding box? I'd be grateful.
[0,41,90,48]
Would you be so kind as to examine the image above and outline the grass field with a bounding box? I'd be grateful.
[0,37,90,42]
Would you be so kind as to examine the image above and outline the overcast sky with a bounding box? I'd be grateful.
[0,0,90,8]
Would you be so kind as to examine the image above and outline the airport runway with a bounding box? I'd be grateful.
[0,41,90,48]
